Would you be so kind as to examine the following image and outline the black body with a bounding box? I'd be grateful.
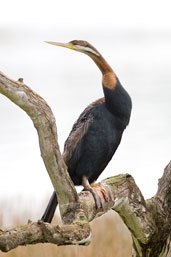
[41,78,132,222]
[66,82,131,184]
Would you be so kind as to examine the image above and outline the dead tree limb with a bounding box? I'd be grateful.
[0,72,170,256]
[0,71,78,220]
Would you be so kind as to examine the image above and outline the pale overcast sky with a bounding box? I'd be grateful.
[1,0,171,29]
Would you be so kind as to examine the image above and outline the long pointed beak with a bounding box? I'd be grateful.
[45,41,75,50]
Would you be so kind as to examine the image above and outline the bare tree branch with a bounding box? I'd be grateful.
[0,219,91,252]
[0,71,78,219]
[0,72,170,256]
[0,173,154,252]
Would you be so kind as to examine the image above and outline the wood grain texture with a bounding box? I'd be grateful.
[0,72,170,256]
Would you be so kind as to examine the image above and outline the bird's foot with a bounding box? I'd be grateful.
[90,183,113,208]
[82,176,113,209]
[83,183,113,209]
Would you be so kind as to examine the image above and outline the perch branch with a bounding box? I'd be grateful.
[0,72,170,256]
[0,173,156,252]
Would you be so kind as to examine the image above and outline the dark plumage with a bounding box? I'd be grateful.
[41,40,132,223]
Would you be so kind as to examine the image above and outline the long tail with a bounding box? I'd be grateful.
[41,191,58,223]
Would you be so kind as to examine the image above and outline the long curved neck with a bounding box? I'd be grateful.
[87,51,132,126]
[90,53,113,75]
[88,52,117,90]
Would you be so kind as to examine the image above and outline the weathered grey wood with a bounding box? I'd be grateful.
[0,72,170,256]
[0,71,78,219]
[0,173,154,252]
[138,162,171,257]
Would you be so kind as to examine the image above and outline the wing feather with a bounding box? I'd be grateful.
[62,97,105,163]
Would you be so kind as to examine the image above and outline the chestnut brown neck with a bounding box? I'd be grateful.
[89,53,117,90]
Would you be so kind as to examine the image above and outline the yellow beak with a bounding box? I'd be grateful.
[45,41,75,50]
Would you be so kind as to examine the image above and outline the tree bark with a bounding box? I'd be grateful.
[0,72,170,256]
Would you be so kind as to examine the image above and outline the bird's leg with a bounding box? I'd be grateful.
[82,176,103,208]
[82,176,113,209]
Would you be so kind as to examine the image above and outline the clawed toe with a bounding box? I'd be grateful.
[82,176,113,209]
[86,187,103,208]
[90,183,113,208]
[98,183,113,202]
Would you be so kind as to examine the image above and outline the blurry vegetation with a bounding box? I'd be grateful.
[0,204,132,257]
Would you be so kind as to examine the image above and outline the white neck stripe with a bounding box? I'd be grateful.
[75,45,100,56]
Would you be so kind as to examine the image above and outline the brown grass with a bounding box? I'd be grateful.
[0,209,132,257]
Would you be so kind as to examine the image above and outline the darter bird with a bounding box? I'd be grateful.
[41,40,132,223]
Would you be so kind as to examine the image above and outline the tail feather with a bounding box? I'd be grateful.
[41,191,58,223]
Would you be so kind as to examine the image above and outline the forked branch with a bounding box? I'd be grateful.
[0,72,170,256]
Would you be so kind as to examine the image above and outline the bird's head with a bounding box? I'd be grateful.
[45,40,114,76]
[45,40,101,57]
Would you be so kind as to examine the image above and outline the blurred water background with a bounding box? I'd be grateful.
[0,0,171,229]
